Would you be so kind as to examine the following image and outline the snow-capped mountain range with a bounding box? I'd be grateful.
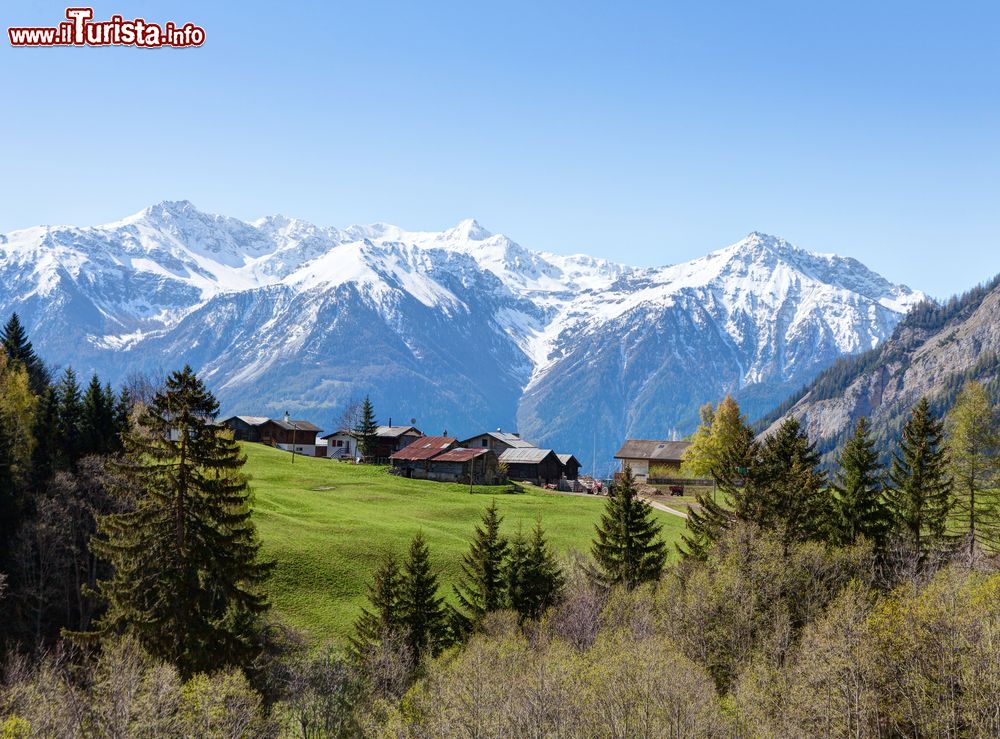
[0,201,925,472]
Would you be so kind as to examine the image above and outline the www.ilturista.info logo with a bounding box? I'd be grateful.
[8,7,205,48]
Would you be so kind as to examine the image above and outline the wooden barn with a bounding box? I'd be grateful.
[500,447,563,486]
[389,436,457,478]
[614,439,692,482]
[459,429,535,455]
[557,453,581,480]
[428,447,500,484]
[370,425,424,460]
[219,415,270,442]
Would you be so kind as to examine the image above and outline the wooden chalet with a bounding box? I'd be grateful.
[219,415,325,457]
[459,429,535,455]
[614,439,691,482]
[219,415,271,442]
[370,425,424,460]
[499,447,563,486]
[390,436,457,478]
[556,453,581,480]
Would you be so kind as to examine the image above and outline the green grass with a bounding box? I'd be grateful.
[244,442,686,643]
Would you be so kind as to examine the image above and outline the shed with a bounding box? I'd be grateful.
[613,439,692,482]
[428,447,500,484]
[557,453,581,480]
[500,447,563,486]
[390,436,457,478]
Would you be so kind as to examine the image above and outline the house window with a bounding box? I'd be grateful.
[482,439,488,447]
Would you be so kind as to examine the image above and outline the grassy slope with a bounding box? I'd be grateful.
[244,442,686,643]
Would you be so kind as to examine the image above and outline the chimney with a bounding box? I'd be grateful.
[497,427,502,433]
[443,429,448,437]
[389,416,392,427]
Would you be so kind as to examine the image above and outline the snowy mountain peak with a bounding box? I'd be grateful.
[443,218,492,242]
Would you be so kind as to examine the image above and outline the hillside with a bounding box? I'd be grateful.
[0,202,923,472]
[758,274,1000,462]
[244,443,686,642]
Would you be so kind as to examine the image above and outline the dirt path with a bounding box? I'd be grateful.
[641,497,689,519]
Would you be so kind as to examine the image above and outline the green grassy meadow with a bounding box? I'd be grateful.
[243,442,686,643]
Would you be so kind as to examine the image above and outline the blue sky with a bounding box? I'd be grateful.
[1,0,997,298]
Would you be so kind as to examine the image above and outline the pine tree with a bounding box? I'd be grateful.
[30,385,60,489]
[452,501,509,632]
[80,373,115,456]
[830,417,891,549]
[944,382,1000,562]
[351,554,404,655]
[84,365,272,676]
[114,387,133,441]
[507,521,564,622]
[887,397,953,562]
[591,465,667,589]
[1,313,49,395]
[399,532,448,660]
[0,354,36,568]
[354,395,379,460]
[680,399,757,559]
[56,368,83,468]
[738,416,828,553]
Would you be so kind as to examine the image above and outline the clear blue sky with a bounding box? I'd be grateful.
[2,0,997,298]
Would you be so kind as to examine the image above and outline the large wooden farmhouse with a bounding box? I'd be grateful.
[369,425,423,460]
[614,439,691,482]
[220,415,325,456]
[390,437,501,484]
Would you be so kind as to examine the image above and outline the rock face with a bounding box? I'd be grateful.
[760,275,1000,462]
[0,201,924,472]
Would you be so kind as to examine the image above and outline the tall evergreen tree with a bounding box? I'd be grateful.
[56,368,83,468]
[453,501,509,632]
[351,554,404,656]
[1,313,49,395]
[0,354,36,569]
[30,385,60,489]
[354,395,379,460]
[591,465,667,589]
[680,399,757,559]
[507,521,564,622]
[887,397,953,562]
[944,382,1000,562]
[80,373,115,456]
[399,532,448,660]
[830,417,891,549]
[738,416,828,554]
[84,366,272,676]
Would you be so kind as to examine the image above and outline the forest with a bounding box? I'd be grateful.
[2,313,1000,737]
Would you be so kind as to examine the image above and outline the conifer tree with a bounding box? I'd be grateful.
[0,354,36,568]
[830,417,891,549]
[507,521,564,622]
[56,368,83,468]
[85,365,272,676]
[1,313,49,395]
[453,501,509,632]
[399,532,448,660]
[30,385,60,488]
[738,416,828,553]
[944,382,1000,562]
[591,465,667,589]
[887,397,953,561]
[81,373,115,456]
[355,395,379,460]
[351,554,404,656]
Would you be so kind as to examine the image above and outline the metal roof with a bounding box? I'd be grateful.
[390,436,457,461]
[557,454,580,466]
[459,431,535,448]
[376,425,423,438]
[614,439,691,461]
[319,429,354,439]
[499,447,557,464]
[270,419,323,433]
[227,415,270,426]
[433,447,491,463]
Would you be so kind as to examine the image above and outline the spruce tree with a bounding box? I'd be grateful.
[507,521,564,622]
[354,395,379,460]
[85,365,272,676]
[830,417,891,549]
[399,532,448,660]
[351,554,404,656]
[81,373,115,456]
[0,354,36,569]
[591,465,667,589]
[739,416,828,553]
[1,313,49,395]
[30,385,60,489]
[944,382,1000,562]
[887,397,953,562]
[56,368,83,468]
[453,501,509,632]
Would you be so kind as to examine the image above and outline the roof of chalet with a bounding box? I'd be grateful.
[319,429,353,440]
[223,415,271,426]
[459,430,535,448]
[390,436,457,461]
[557,453,580,466]
[614,439,691,462]
[268,418,323,433]
[376,425,423,438]
[432,447,492,463]
[499,447,558,464]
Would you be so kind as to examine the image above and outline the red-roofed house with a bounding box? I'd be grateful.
[390,437,500,484]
